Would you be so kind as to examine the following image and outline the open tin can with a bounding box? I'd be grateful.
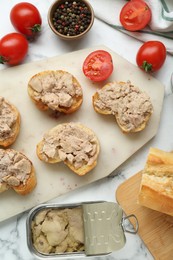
[26,201,138,259]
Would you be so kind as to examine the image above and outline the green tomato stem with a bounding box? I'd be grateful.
[31,24,41,33]
[0,56,9,64]
[142,61,153,72]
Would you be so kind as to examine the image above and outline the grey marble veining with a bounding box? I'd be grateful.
[0,0,173,259]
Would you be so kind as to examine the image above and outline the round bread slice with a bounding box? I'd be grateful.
[0,149,36,195]
[92,81,153,133]
[36,122,100,176]
[0,97,20,147]
[28,70,83,114]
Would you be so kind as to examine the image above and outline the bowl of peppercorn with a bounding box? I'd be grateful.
[48,0,94,40]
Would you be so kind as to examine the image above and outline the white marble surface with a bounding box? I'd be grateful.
[0,1,173,260]
[0,45,165,222]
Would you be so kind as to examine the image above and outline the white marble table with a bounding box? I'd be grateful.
[0,1,173,260]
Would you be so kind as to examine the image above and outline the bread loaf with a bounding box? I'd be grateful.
[0,149,36,195]
[0,97,20,147]
[92,81,153,133]
[36,122,100,175]
[28,70,83,114]
[138,147,173,216]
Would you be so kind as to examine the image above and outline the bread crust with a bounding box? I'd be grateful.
[0,149,36,195]
[13,165,36,195]
[92,81,153,133]
[0,98,20,147]
[36,123,100,176]
[138,147,173,216]
[28,70,83,114]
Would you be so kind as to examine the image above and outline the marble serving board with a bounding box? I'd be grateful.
[0,45,164,222]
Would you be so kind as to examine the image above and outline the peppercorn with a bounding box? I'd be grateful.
[52,0,92,36]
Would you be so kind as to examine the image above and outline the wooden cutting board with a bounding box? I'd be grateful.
[116,172,173,260]
[0,45,164,222]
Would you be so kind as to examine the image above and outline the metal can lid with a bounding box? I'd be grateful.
[82,202,126,255]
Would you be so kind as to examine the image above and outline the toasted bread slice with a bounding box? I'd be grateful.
[0,97,20,147]
[36,122,100,176]
[138,147,173,216]
[28,70,83,114]
[13,166,36,195]
[0,149,36,195]
[93,81,153,133]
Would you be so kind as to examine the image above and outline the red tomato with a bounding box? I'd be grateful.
[120,0,151,31]
[83,50,113,82]
[136,41,166,72]
[0,33,28,65]
[10,2,42,37]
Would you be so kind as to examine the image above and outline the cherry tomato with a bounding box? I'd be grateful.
[0,33,28,65]
[83,50,113,82]
[136,41,166,72]
[120,0,151,31]
[10,2,42,37]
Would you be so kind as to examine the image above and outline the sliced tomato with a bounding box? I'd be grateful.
[83,50,113,82]
[120,0,151,31]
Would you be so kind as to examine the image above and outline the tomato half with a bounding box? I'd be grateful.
[10,2,42,37]
[83,50,113,82]
[0,33,28,65]
[136,41,166,72]
[120,0,151,31]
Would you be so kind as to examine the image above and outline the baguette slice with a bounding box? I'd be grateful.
[28,70,83,114]
[0,97,20,147]
[138,147,173,216]
[0,149,36,195]
[93,81,153,133]
[36,122,100,176]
